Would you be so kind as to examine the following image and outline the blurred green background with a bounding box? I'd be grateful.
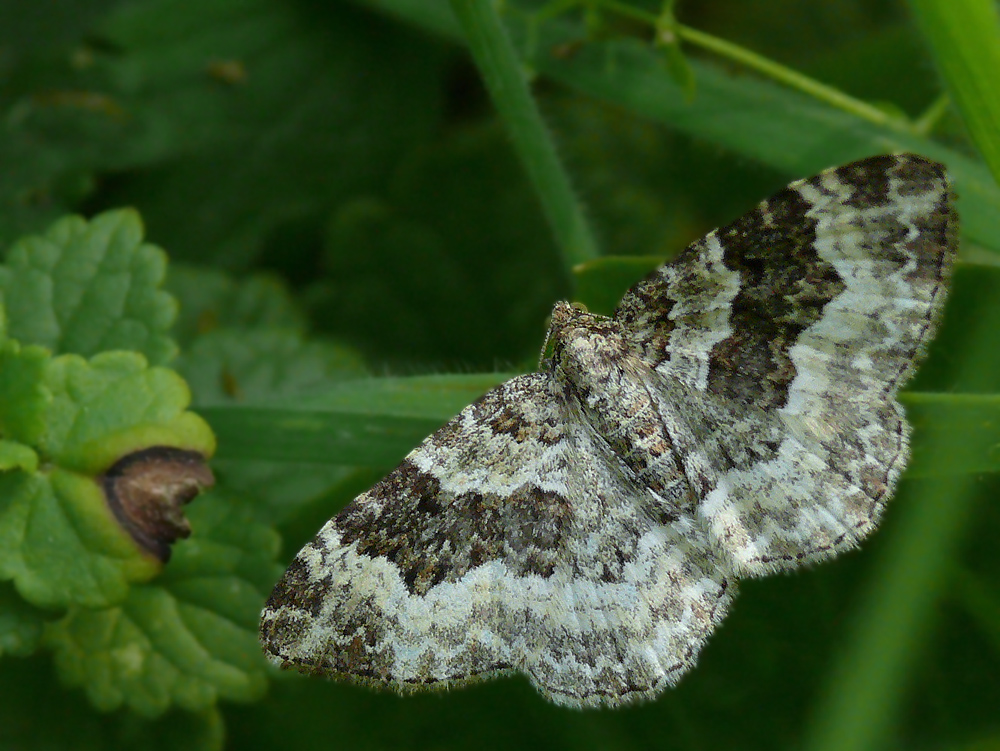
[1,0,998,749]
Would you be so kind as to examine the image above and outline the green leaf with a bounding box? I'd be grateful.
[166,267,368,523]
[535,36,1000,257]
[0,349,215,608]
[175,329,365,408]
[911,262,1000,394]
[0,654,224,751]
[174,327,368,524]
[165,265,307,350]
[0,340,50,446]
[802,475,980,751]
[908,0,1000,183]
[545,56,996,252]
[0,440,39,474]
[164,263,364,406]
[953,568,1000,660]
[45,492,280,716]
[199,376,1000,480]
[0,209,178,364]
[202,373,510,466]
[89,0,448,269]
[356,0,1000,256]
[0,469,160,609]
[0,580,47,657]
[202,254,1000,479]
[903,393,1000,477]
[40,351,213,474]
[313,126,568,370]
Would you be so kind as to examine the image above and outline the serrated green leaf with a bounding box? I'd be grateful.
[45,492,280,716]
[0,208,178,364]
[0,347,215,609]
[174,328,365,408]
[0,340,51,446]
[167,275,368,523]
[161,486,281,592]
[163,264,370,524]
[41,351,214,475]
[0,580,47,657]
[0,469,161,608]
[165,265,307,349]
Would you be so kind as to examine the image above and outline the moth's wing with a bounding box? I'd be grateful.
[616,154,957,575]
[260,372,734,707]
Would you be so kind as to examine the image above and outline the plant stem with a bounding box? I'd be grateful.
[912,94,951,136]
[449,0,600,269]
[674,24,908,132]
[558,0,911,131]
[800,476,977,751]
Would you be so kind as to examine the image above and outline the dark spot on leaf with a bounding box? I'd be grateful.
[101,446,215,562]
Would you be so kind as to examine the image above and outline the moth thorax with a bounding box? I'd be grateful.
[548,303,631,403]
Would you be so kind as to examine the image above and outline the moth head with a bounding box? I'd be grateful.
[545,301,628,378]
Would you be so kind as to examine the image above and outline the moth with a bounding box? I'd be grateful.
[260,154,956,707]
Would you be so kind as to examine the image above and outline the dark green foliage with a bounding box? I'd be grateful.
[0,0,998,749]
